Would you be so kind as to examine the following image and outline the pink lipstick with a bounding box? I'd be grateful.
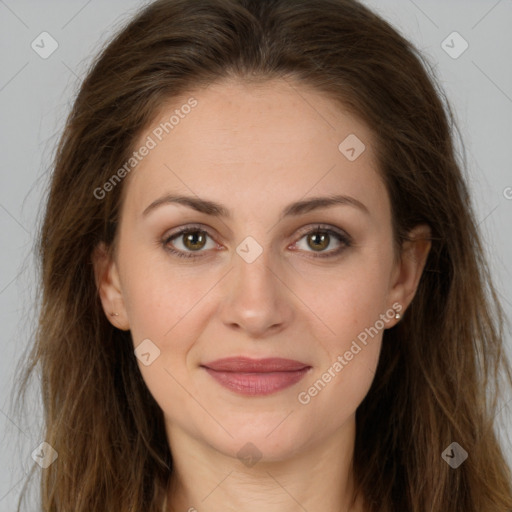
[201,357,311,396]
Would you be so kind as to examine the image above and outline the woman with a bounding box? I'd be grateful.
[14,0,512,510]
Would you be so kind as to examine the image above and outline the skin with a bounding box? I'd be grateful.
[93,77,431,512]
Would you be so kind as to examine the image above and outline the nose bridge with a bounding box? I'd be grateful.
[219,239,292,335]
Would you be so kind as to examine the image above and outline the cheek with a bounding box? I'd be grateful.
[120,256,207,424]
[292,250,393,341]
[296,289,385,429]
[292,252,391,416]
[119,247,222,403]
[120,242,210,338]
[298,341,381,435]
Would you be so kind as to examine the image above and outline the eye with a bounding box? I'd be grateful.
[162,224,216,259]
[161,224,352,260]
[291,225,351,259]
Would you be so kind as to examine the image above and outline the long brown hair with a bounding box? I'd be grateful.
[12,0,512,510]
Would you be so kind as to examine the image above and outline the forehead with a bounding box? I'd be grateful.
[120,77,389,224]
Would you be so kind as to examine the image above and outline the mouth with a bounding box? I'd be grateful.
[200,357,312,396]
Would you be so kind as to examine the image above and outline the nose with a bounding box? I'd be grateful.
[218,247,294,339]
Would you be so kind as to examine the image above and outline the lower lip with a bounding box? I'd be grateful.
[203,367,311,396]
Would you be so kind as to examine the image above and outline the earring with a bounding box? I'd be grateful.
[110,312,119,317]
[394,307,401,320]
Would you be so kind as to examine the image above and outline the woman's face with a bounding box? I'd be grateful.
[95,78,428,462]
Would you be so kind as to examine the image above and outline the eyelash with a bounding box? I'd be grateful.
[161,223,352,260]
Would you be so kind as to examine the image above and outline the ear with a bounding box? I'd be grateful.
[387,224,432,323]
[92,242,130,331]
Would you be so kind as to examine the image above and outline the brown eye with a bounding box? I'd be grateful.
[306,231,330,252]
[181,231,207,251]
[162,226,216,259]
[292,225,351,259]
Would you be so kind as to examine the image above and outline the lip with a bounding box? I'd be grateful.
[201,357,311,396]
[202,357,310,372]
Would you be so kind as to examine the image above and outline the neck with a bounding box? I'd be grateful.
[165,415,365,512]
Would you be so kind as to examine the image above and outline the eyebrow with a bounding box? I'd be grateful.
[142,193,369,220]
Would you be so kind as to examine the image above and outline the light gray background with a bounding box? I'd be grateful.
[1,0,511,509]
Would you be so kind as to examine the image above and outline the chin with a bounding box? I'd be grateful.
[198,413,319,464]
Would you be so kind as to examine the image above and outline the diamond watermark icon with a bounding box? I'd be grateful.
[31,441,58,469]
[441,32,469,59]
[31,32,59,59]
[441,442,468,469]
[338,134,366,161]
[236,236,263,264]
[134,338,161,366]
[237,442,263,468]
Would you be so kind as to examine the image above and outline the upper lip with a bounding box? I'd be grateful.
[201,357,310,373]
